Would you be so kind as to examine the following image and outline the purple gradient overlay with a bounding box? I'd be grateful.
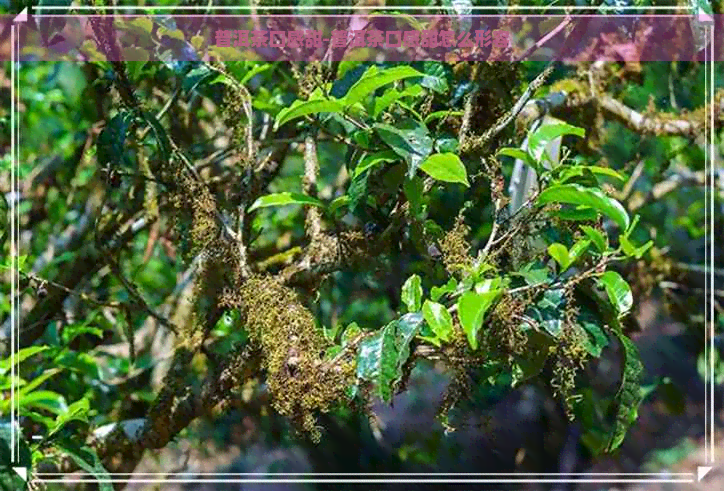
[1,15,721,62]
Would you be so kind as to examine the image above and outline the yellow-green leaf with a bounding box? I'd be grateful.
[418,153,469,187]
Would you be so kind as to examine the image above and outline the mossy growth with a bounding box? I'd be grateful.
[222,275,356,441]
[483,292,530,359]
[549,323,590,421]
[438,215,474,276]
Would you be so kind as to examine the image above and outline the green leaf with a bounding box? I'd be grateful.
[548,243,571,270]
[353,150,398,178]
[576,308,610,357]
[249,192,325,212]
[422,300,453,343]
[418,153,469,187]
[416,61,450,94]
[474,277,502,294]
[581,225,607,253]
[18,390,68,415]
[347,170,369,215]
[528,122,585,163]
[49,398,90,437]
[513,262,551,287]
[18,368,62,397]
[527,288,566,337]
[0,346,49,373]
[328,195,350,214]
[395,312,424,369]
[373,85,424,118]
[430,278,457,302]
[424,110,463,124]
[537,184,630,230]
[403,175,425,218]
[55,440,113,491]
[597,271,633,316]
[342,322,361,347]
[274,97,344,130]
[606,330,644,452]
[344,65,425,106]
[620,236,653,259]
[457,290,501,350]
[61,323,104,345]
[375,120,433,178]
[547,240,588,271]
[559,165,625,183]
[97,111,136,169]
[497,147,539,172]
[569,239,591,265]
[356,313,424,402]
[401,275,423,312]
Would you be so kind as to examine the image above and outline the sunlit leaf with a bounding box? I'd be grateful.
[418,153,469,187]
[422,300,453,343]
[344,65,425,106]
[249,192,325,212]
[274,96,344,129]
[597,271,633,316]
[538,184,630,230]
[457,290,501,350]
[401,275,423,312]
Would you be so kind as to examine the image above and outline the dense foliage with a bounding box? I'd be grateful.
[1,1,722,489]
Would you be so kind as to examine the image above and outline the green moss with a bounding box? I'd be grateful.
[228,275,356,440]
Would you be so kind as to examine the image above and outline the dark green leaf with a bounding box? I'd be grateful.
[527,288,566,337]
[55,439,113,491]
[347,171,369,215]
[576,309,610,357]
[606,331,644,452]
[356,314,423,402]
[415,61,450,94]
[97,111,136,169]
[375,120,433,178]
[403,176,425,217]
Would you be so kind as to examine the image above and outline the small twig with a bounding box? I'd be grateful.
[514,16,572,62]
[467,62,556,153]
[619,160,645,202]
[108,259,178,335]
[303,135,323,241]
[22,272,119,309]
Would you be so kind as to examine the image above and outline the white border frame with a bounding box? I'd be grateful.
[7,3,716,487]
